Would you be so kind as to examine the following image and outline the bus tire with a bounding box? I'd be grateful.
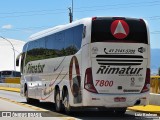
[63,89,73,114]
[55,89,63,112]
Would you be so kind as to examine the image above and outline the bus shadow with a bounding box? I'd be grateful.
[21,102,142,119]
[21,101,55,111]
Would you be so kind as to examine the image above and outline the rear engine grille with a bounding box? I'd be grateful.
[96,55,143,66]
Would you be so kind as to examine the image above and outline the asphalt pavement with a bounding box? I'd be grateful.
[0,87,160,120]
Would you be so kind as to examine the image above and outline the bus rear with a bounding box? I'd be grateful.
[83,17,150,109]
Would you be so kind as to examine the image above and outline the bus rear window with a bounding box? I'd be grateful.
[91,17,148,44]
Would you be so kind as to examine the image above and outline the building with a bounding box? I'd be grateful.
[0,38,25,71]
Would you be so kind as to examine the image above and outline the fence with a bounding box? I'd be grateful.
[0,77,20,84]
[151,76,160,94]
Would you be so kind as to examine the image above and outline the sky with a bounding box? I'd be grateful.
[0,0,160,49]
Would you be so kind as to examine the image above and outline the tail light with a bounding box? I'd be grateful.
[84,68,98,93]
[92,17,97,21]
[141,68,150,93]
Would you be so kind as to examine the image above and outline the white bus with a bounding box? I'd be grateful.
[16,17,150,114]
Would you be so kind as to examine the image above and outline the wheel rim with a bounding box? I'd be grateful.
[63,92,70,111]
[56,92,60,109]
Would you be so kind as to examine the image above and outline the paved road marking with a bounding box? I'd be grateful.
[0,96,77,119]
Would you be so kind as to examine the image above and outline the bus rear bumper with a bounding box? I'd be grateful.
[82,91,149,107]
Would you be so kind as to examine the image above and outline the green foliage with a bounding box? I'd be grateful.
[25,46,78,65]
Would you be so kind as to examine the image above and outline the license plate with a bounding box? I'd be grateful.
[114,97,126,102]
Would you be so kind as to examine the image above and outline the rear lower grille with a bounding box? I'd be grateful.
[96,55,143,66]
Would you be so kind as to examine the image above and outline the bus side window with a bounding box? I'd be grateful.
[74,24,83,51]
[45,35,55,58]
[65,28,74,55]
[55,32,65,51]
[82,26,86,38]
[46,35,54,50]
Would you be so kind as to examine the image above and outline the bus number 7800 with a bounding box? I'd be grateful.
[95,80,113,87]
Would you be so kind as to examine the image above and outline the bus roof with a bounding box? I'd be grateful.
[29,25,65,40]
[29,17,91,41]
[28,16,148,41]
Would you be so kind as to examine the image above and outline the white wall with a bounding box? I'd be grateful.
[0,38,25,71]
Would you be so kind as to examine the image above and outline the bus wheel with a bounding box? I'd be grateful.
[55,89,63,112]
[63,89,72,114]
[114,107,127,115]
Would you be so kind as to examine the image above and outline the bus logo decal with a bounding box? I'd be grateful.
[26,63,45,73]
[111,20,129,39]
[96,65,143,76]
[69,56,82,103]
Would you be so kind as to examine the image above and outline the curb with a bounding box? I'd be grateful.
[0,86,20,92]
[128,105,160,115]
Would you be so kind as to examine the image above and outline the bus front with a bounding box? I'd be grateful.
[83,17,150,111]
